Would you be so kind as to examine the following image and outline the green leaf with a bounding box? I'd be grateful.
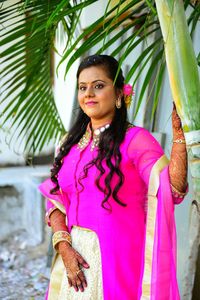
[145,0,157,15]
[151,59,165,122]
[134,49,163,118]
[125,37,161,83]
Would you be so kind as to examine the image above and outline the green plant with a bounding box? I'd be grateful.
[0,0,199,154]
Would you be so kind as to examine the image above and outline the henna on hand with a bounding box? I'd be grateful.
[169,102,188,194]
[58,241,90,292]
[49,210,90,292]
[172,102,185,139]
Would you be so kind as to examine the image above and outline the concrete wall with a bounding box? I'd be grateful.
[0,166,49,245]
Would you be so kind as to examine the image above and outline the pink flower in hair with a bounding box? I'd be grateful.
[123,84,134,96]
[123,84,134,108]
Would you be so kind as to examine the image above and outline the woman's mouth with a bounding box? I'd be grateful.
[85,101,97,106]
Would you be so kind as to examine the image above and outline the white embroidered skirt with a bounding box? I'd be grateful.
[48,226,103,300]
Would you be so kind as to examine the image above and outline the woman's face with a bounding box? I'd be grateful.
[78,66,120,124]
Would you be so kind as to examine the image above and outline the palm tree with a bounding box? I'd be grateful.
[1,0,200,297]
[155,1,200,298]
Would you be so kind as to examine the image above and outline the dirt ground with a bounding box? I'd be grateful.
[0,230,50,300]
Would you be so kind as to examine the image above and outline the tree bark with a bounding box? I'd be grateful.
[182,130,200,299]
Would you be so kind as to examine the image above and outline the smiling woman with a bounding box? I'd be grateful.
[77,67,120,125]
[38,54,188,300]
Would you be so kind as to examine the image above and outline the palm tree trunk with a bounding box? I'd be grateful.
[182,130,200,299]
[154,0,200,298]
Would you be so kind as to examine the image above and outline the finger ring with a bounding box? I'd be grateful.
[76,269,82,275]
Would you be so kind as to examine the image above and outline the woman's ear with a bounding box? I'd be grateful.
[116,88,123,99]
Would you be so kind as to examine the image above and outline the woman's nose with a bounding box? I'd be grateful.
[85,86,94,97]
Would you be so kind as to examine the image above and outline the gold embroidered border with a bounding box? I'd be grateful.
[48,226,103,300]
[47,197,66,215]
[73,225,93,232]
[47,198,67,300]
[48,254,65,300]
[141,154,169,299]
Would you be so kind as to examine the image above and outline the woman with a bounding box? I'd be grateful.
[39,54,188,300]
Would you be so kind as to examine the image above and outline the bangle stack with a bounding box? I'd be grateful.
[170,183,188,199]
[52,231,72,250]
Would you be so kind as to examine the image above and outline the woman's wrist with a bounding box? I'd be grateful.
[57,240,72,254]
[173,127,186,145]
[52,230,72,252]
[173,138,186,144]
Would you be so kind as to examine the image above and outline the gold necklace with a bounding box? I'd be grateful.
[78,123,110,151]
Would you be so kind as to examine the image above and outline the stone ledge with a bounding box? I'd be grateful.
[0,165,51,245]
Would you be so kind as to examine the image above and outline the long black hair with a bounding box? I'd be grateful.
[51,54,130,210]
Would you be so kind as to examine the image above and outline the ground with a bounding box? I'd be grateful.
[0,230,50,300]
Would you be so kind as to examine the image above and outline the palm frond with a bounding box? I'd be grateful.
[1,0,199,155]
[155,0,200,130]
[0,0,97,155]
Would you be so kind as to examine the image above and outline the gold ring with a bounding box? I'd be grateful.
[76,269,82,275]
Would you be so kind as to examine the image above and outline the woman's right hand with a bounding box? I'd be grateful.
[57,241,90,292]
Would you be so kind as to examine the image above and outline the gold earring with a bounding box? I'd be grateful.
[116,97,121,109]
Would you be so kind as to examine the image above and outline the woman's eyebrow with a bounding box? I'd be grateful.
[79,80,106,84]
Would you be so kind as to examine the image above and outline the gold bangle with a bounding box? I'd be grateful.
[52,231,72,250]
[173,138,186,144]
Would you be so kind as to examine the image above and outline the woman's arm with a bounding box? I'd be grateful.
[50,208,68,232]
[169,103,188,193]
[127,117,188,203]
[39,174,89,292]
[49,209,89,293]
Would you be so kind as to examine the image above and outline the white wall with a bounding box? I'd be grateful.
[53,23,80,131]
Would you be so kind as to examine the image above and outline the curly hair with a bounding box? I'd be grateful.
[51,54,130,210]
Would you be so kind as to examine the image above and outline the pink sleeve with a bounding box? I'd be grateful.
[38,178,70,224]
[127,128,164,187]
[41,143,62,212]
[38,137,70,225]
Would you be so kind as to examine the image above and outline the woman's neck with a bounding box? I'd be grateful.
[90,118,112,130]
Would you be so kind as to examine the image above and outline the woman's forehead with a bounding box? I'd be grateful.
[78,66,112,83]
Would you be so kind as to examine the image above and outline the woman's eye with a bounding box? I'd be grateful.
[79,86,86,91]
[95,84,104,89]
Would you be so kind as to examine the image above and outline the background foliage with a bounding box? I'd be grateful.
[0,0,199,154]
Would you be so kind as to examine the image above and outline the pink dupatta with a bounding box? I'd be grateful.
[127,127,183,299]
[141,156,181,299]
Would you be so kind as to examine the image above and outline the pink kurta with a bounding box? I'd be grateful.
[39,126,185,299]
